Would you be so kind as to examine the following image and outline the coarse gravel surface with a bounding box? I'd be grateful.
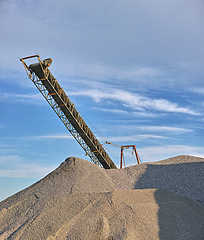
[106,155,204,206]
[0,155,203,240]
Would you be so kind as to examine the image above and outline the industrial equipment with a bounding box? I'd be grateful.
[20,54,140,169]
[20,54,117,169]
[120,145,140,169]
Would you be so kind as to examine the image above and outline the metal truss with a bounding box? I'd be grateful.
[30,71,102,166]
[20,55,117,169]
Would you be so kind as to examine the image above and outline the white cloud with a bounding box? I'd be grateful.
[62,64,162,84]
[93,106,158,118]
[0,0,203,90]
[137,126,192,133]
[107,134,169,142]
[190,88,204,95]
[0,155,57,178]
[2,134,73,141]
[93,107,129,115]
[139,145,204,163]
[0,92,43,104]
[0,166,55,178]
[38,134,73,139]
[69,88,199,116]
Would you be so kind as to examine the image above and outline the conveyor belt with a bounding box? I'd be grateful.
[20,55,117,169]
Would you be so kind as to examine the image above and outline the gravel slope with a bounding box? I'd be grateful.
[106,155,204,206]
[0,155,203,239]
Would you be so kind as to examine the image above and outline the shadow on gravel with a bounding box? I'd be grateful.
[133,162,203,204]
[134,162,204,240]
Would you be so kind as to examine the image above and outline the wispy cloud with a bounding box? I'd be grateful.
[93,107,129,115]
[0,166,55,178]
[109,125,192,141]
[190,87,204,95]
[69,88,199,116]
[139,145,204,163]
[2,134,73,141]
[136,126,192,133]
[62,64,162,84]
[0,155,57,178]
[0,92,43,104]
[93,107,160,118]
[107,134,169,142]
[1,88,199,116]
[1,0,203,93]
[38,134,73,139]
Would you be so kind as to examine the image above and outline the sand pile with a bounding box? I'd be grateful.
[0,155,204,239]
[106,155,204,206]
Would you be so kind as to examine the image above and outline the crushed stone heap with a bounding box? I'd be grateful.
[0,155,204,240]
[106,155,204,206]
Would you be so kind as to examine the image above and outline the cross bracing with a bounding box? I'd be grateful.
[20,55,117,169]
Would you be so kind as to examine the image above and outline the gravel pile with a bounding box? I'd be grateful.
[0,157,115,213]
[0,155,203,239]
[106,155,204,206]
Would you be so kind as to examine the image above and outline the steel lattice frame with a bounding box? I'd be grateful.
[20,55,118,168]
[29,70,102,166]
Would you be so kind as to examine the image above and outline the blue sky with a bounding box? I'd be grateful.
[0,0,204,201]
